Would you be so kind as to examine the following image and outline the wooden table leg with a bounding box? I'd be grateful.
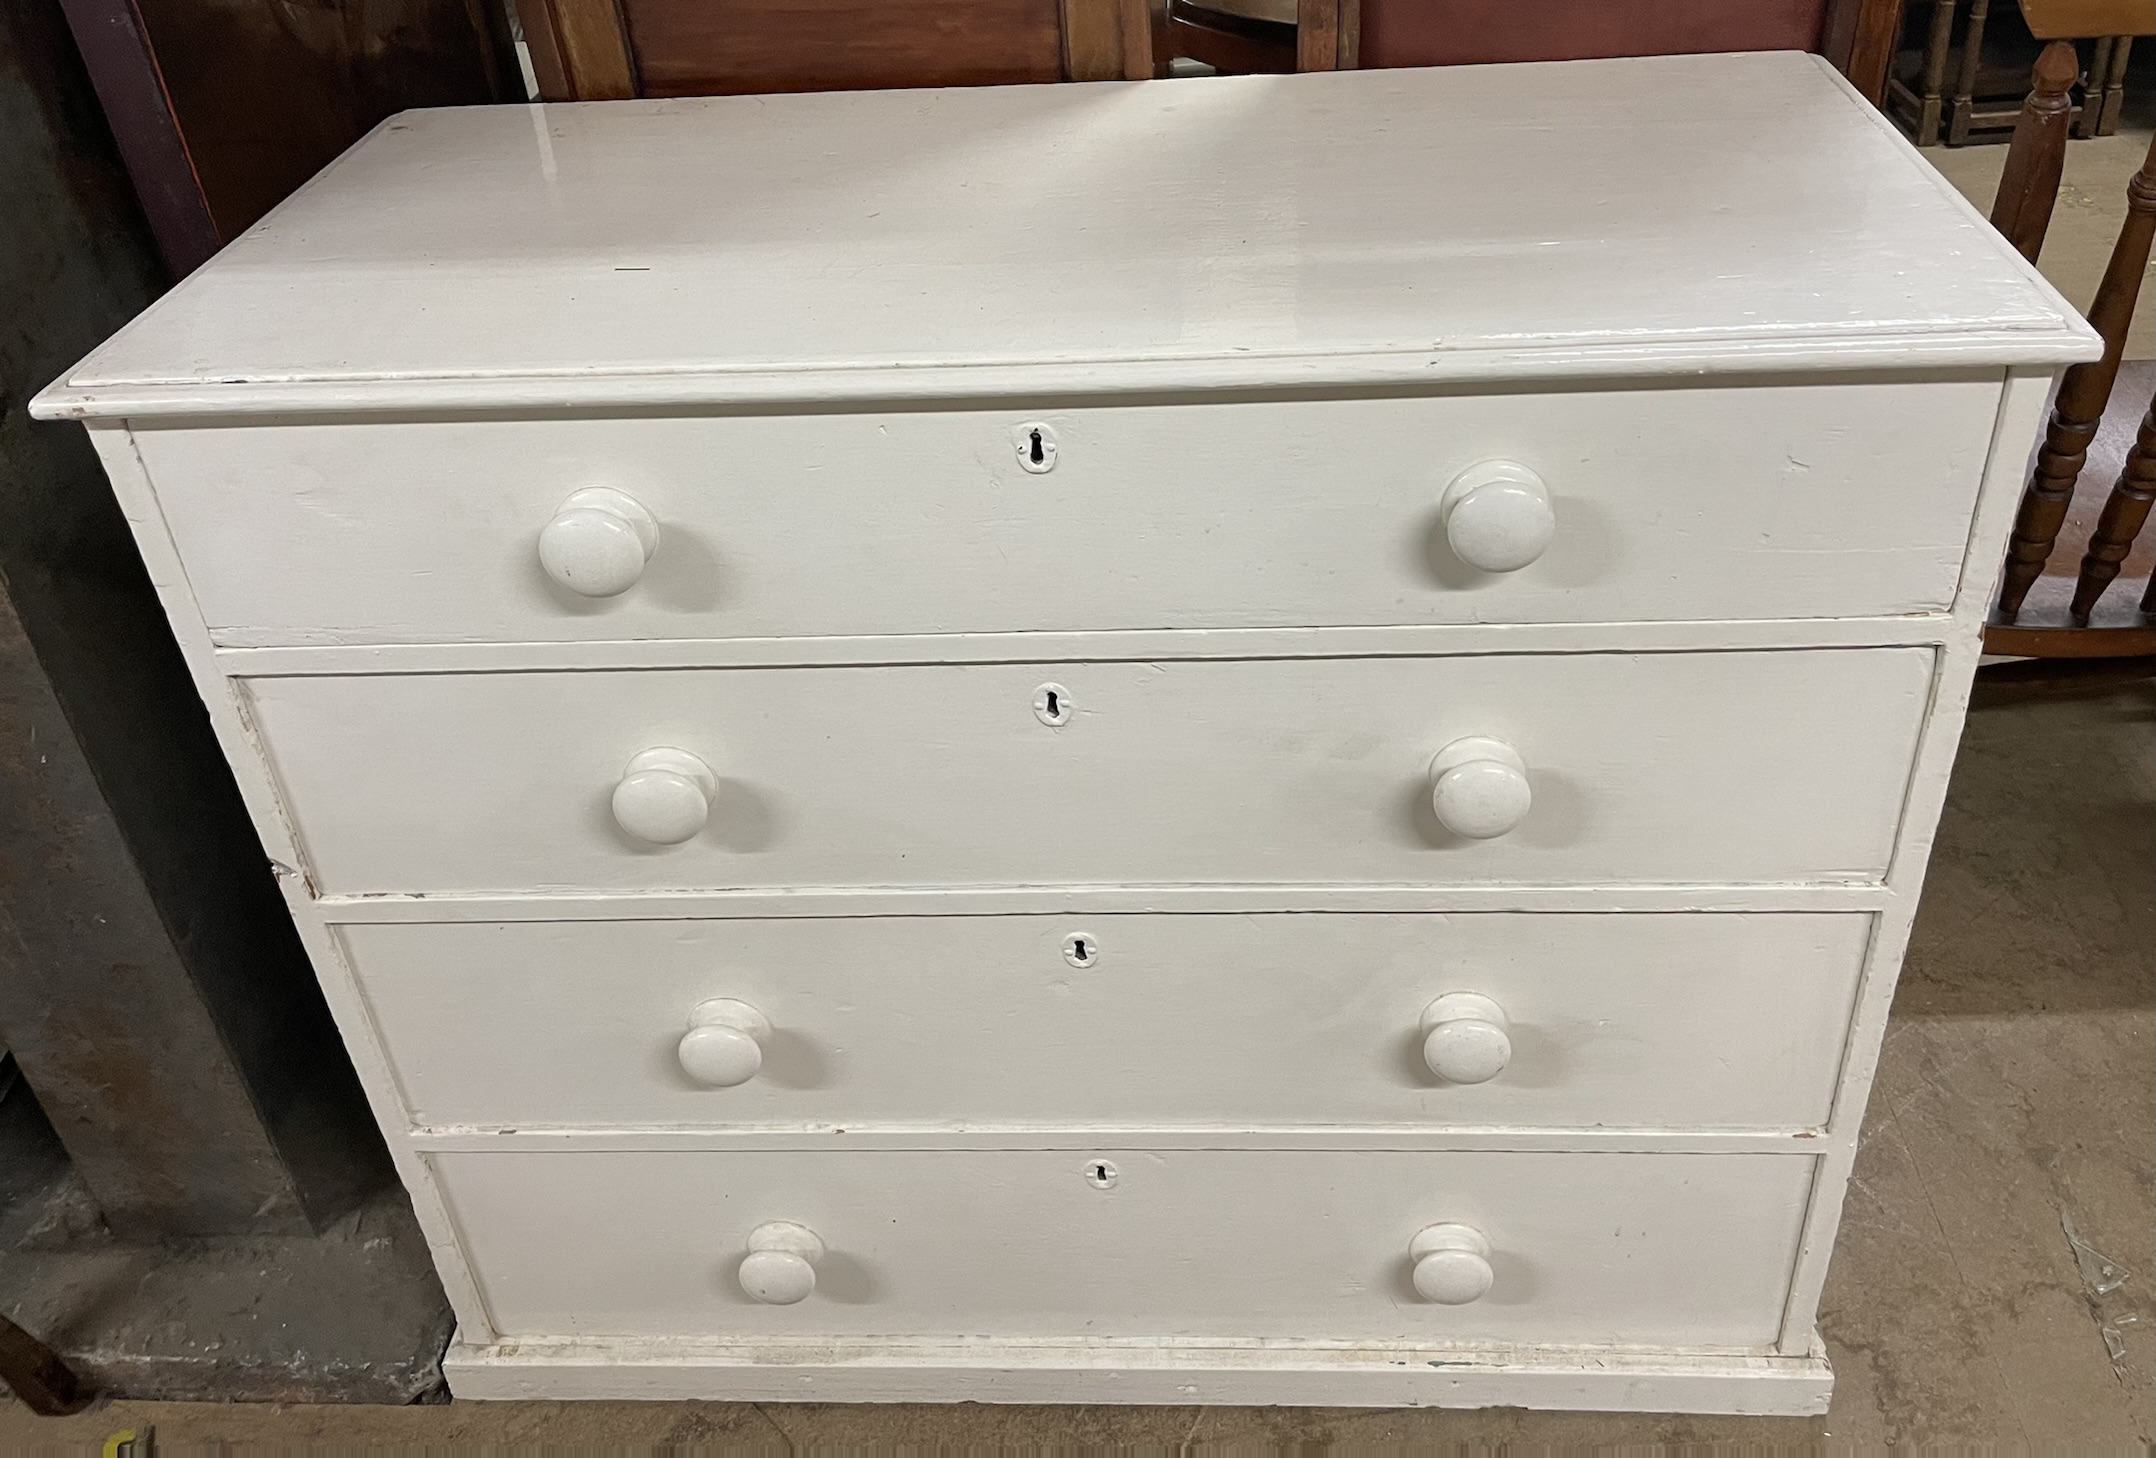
[2071,390,2156,619]
[1949,0,1991,144]
[1996,131,2156,620]
[0,1312,92,1416]
[1918,0,1959,144]
[2099,36,2132,134]
[2075,37,2108,138]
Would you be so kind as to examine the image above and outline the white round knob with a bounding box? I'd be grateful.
[1442,461,1555,572]
[678,998,771,1087]
[611,747,715,845]
[1428,736,1532,839]
[539,487,659,597]
[1421,992,1512,1084]
[1411,1223,1494,1305]
[740,1220,824,1305]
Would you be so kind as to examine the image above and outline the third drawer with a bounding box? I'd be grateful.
[349,911,1869,1131]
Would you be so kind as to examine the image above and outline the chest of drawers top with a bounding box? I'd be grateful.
[34,53,2089,424]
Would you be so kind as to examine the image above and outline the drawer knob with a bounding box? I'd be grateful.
[1428,736,1532,839]
[1421,992,1512,1084]
[740,1220,824,1305]
[539,487,659,597]
[1442,461,1555,573]
[678,998,771,1087]
[612,746,716,844]
[1411,1222,1494,1305]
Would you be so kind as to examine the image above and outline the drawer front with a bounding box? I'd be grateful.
[142,378,1998,647]
[352,913,1868,1132]
[252,648,1930,895]
[433,1149,1813,1346]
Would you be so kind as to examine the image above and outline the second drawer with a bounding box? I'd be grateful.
[251,648,1933,895]
[349,912,1869,1131]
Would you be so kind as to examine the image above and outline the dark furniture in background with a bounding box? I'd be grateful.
[2,0,387,1242]
[55,0,517,276]
[1886,0,2137,146]
[1983,1,2156,654]
[516,0,1154,100]
[4,0,489,1401]
[1164,0,1904,102]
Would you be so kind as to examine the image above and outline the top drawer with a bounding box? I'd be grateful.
[138,377,2000,649]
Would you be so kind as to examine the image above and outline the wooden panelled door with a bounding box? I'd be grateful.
[517,0,1155,99]
[1287,0,1901,102]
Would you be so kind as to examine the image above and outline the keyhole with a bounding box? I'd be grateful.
[1033,682,1074,727]
[1062,931,1099,969]
[1014,421,1057,473]
[1084,1159,1119,1189]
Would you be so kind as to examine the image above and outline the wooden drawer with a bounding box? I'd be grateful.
[351,912,1868,1132]
[250,648,1931,895]
[431,1149,1814,1347]
[140,377,1999,648]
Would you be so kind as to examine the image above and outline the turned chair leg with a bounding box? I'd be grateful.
[1989,41,2079,260]
[1995,129,2156,621]
[2070,390,2156,619]
[0,1312,93,1417]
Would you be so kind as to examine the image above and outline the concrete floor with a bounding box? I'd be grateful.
[3,116,2153,1457]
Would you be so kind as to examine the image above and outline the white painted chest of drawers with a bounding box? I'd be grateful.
[36,53,2097,1413]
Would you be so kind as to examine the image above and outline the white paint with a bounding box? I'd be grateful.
[739,1221,823,1305]
[440,1332,1834,1411]
[209,614,1964,678]
[29,56,2092,422]
[342,913,1868,1132]
[610,747,715,845]
[243,649,1933,896]
[1428,736,1534,840]
[1411,1223,1495,1304]
[675,999,769,1088]
[1420,993,1513,1085]
[1442,462,1556,574]
[537,487,659,598]
[427,1149,1814,1347]
[128,381,2010,647]
[33,56,2099,1412]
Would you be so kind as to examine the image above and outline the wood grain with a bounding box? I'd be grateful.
[1988,40,2079,263]
[2070,390,2156,617]
[1836,0,1901,103]
[550,0,636,97]
[1063,0,1154,77]
[622,0,1063,95]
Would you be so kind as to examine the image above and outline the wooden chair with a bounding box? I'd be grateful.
[1985,0,2156,656]
[517,0,1155,99]
[1164,0,1297,74]
[1207,0,1904,102]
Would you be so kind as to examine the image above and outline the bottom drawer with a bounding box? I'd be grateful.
[435,1150,1814,1349]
